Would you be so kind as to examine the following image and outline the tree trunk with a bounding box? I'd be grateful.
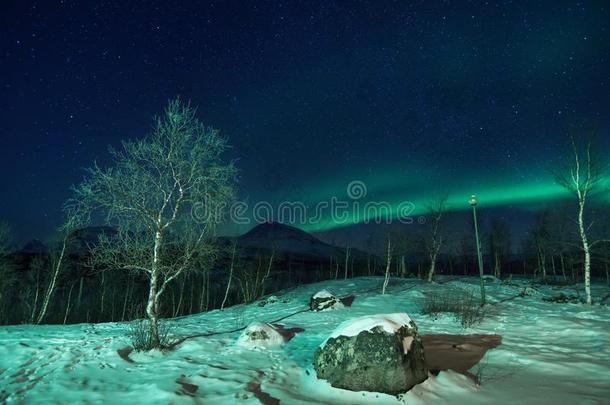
[344,247,350,280]
[494,251,501,278]
[173,273,187,318]
[221,244,236,310]
[427,249,438,283]
[189,274,195,314]
[110,285,116,322]
[30,269,40,324]
[199,270,210,312]
[382,239,391,294]
[77,276,84,314]
[170,288,176,318]
[560,253,566,281]
[206,270,210,311]
[36,234,69,324]
[604,249,610,285]
[577,201,592,305]
[63,282,75,325]
[536,247,546,280]
[121,277,131,321]
[541,252,546,280]
[100,270,106,319]
[472,206,486,306]
[146,230,163,348]
[260,251,274,296]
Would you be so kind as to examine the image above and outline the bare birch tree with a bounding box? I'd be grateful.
[67,99,236,348]
[554,132,606,305]
[488,219,511,279]
[426,195,448,282]
[35,214,80,324]
[530,211,551,281]
[343,246,350,280]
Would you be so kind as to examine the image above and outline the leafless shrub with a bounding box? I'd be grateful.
[420,288,485,328]
[473,353,524,385]
[128,319,173,351]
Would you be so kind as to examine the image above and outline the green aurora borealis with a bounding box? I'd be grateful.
[281,166,610,233]
[300,178,572,232]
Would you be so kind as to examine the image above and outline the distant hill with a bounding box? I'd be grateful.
[20,239,49,254]
[225,222,370,262]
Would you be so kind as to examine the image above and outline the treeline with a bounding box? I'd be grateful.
[0,229,279,325]
[382,203,610,285]
[1,209,608,327]
[0,225,374,326]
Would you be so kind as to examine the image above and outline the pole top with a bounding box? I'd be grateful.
[468,194,479,206]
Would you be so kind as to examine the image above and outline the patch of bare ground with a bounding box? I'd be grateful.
[116,347,135,363]
[246,369,280,405]
[422,334,502,383]
[340,295,356,307]
[175,375,199,396]
[270,324,305,342]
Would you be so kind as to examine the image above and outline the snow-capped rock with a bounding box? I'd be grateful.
[309,289,344,311]
[326,313,416,340]
[313,313,428,395]
[236,322,285,349]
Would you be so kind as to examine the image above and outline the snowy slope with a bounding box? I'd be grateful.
[0,277,608,404]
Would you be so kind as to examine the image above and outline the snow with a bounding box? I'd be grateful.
[312,289,335,299]
[327,313,414,340]
[0,276,609,404]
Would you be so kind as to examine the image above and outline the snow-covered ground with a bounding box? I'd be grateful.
[0,276,608,404]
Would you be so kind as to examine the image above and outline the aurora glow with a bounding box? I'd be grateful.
[246,168,610,233]
[301,178,572,232]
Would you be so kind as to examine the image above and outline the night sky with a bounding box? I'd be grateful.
[1,1,609,243]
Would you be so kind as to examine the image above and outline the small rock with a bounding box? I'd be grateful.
[309,289,344,311]
[237,322,285,349]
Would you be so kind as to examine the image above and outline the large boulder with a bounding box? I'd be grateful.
[313,313,428,395]
[309,289,344,311]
